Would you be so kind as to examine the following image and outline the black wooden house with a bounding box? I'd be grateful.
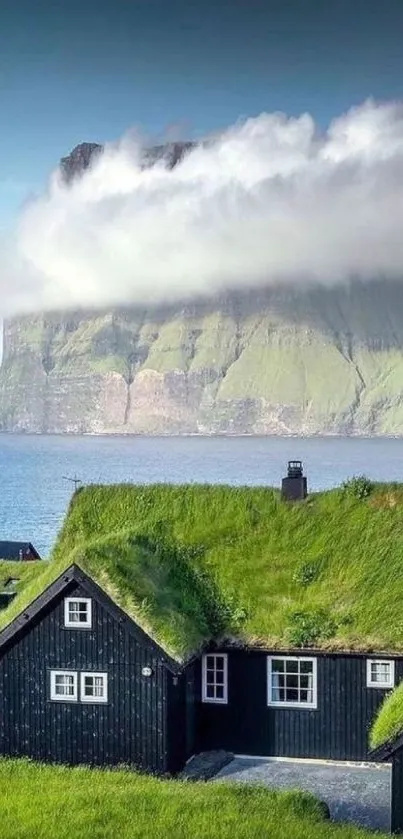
[0,560,399,774]
[1,478,403,830]
[0,565,182,772]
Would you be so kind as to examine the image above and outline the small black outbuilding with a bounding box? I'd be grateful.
[0,541,42,561]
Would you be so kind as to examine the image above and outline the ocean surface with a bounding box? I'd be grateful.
[1,434,403,557]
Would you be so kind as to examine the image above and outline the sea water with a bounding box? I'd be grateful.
[0,433,402,556]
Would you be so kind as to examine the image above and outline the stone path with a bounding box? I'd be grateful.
[214,757,391,832]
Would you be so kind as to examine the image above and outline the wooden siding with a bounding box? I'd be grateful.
[166,672,187,772]
[0,582,172,772]
[392,753,403,834]
[194,649,403,761]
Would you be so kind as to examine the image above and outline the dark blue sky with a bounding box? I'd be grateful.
[1,0,403,224]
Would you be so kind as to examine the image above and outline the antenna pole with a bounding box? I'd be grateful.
[62,475,82,491]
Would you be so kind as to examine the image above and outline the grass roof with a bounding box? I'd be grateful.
[0,561,45,596]
[3,480,403,662]
[370,682,403,749]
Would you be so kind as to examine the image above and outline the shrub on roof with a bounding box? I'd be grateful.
[285,608,338,648]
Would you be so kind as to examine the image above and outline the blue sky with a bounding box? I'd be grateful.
[1,0,403,226]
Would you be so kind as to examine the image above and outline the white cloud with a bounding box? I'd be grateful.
[2,98,403,318]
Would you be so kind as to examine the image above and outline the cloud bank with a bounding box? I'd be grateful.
[3,98,403,317]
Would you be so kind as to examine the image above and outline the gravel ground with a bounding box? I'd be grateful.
[215,757,391,832]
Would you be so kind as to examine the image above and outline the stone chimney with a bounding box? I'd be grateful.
[281,461,308,501]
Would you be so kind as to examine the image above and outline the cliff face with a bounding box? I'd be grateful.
[2,281,403,435]
[3,142,403,435]
[59,140,195,183]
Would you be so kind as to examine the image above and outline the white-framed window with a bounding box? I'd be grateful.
[64,597,92,629]
[366,659,395,689]
[50,670,78,701]
[202,653,228,703]
[80,672,108,703]
[267,656,317,709]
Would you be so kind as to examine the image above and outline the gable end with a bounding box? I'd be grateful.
[0,564,180,673]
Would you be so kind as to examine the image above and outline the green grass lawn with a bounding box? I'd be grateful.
[0,759,386,839]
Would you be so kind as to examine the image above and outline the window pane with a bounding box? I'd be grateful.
[54,674,74,696]
[269,658,315,705]
[203,655,227,702]
[94,680,104,697]
[68,601,89,623]
[84,677,94,695]
[371,662,390,683]
[285,687,299,702]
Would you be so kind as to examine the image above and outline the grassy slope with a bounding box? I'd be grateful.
[0,759,386,839]
[4,482,403,663]
[218,323,358,415]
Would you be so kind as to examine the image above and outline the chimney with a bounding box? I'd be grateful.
[281,461,308,501]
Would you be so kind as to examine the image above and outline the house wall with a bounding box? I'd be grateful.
[23,548,39,561]
[0,581,174,773]
[191,649,403,761]
[166,671,187,773]
[392,752,403,834]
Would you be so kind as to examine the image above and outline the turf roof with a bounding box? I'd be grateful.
[3,481,403,662]
[370,682,403,750]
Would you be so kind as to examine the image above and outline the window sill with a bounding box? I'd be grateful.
[267,701,317,710]
[63,624,92,630]
[49,696,78,702]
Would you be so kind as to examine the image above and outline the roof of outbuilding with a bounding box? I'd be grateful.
[1,481,403,662]
[0,542,41,560]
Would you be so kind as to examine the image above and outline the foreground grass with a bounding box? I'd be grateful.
[0,759,386,839]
